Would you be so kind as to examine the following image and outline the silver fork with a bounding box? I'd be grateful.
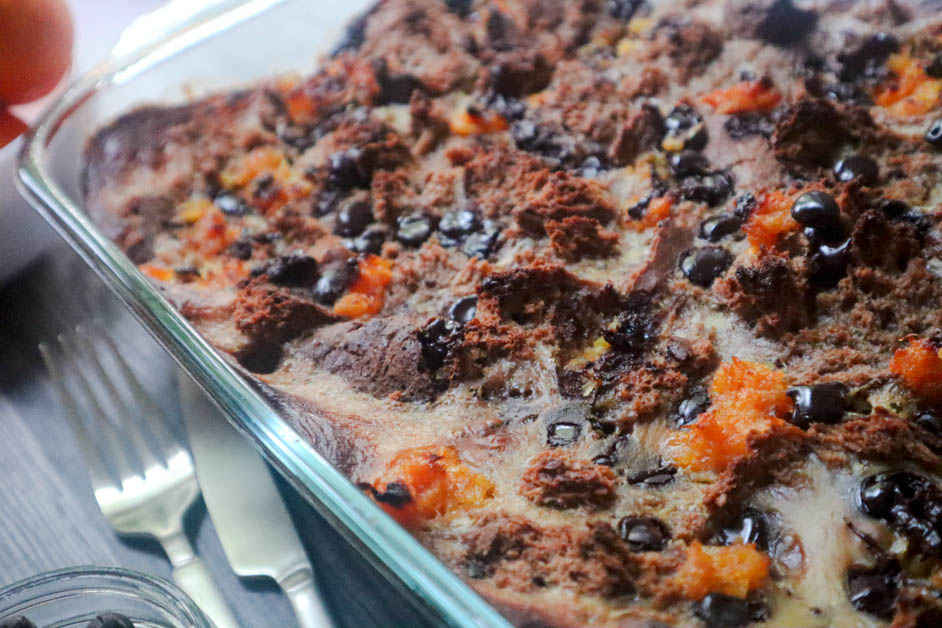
[40,326,240,628]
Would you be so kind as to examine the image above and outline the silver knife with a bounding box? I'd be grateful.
[179,377,333,628]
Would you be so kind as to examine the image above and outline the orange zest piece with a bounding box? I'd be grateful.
[874,53,942,117]
[220,146,288,189]
[702,78,782,114]
[139,264,174,282]
[449,108,509,136]
[666,358,798,473]
[368,446,495,527]
[890,337,942,402]
[629,196,673,231]
[744,189,798,251]
[333,255,393,318]
[672,541,771,599]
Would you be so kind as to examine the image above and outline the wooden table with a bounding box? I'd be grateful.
[0,231,434,627]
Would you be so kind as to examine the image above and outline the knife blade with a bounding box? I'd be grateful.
[179,376,333,628]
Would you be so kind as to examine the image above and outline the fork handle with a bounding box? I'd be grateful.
[161,532,240,628]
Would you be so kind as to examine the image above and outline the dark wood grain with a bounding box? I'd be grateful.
[0,236,435,628]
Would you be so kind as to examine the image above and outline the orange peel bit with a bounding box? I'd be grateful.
[138,264,174,283]
[449,108,509,136]
[890,337,942,403]
[874,53,942,117]
[744,190,798,252]
[672,541,771,599]
[333,255,393,318]
[369,446,495,527]
[666,358,798,473]
[702,79,782,114]
[628,196,673,231]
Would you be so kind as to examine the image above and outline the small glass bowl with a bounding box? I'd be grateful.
[0,567,213,628]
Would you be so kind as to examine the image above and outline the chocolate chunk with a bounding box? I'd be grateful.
[236,343,284,374]
[372,481,413,507]
[439,208,482,239]
[808,238,851,289]
[462,223,501,258]
[618,516,670,551]
[373,60,425,105]
[511,119,581,169]
[663,104,708,152]
[927,53,942,79]
[266,252,319,287]
[607,0,644,21]
[314,261,357,305]
[678,171,733,206]
[699,213,742,242]
[834,154,878,184]
[229,237,253,261]
[680,247,733,287]
[721,508,770,550]
[485,53,553,98]
[786,383,848,429]
[669,150,710,177]
[328,148,371,189]
[846,561,901,619]
[727,0,817,46]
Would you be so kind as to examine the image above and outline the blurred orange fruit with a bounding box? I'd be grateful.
[0,0,74,105]
[0,108,27,147]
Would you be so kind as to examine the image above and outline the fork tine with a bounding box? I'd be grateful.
[73,326,166,471]
[93,324,184,464]
[39,341,114,491]
[56,332,141,485]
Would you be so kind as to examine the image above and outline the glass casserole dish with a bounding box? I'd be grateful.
[16,1,512,626]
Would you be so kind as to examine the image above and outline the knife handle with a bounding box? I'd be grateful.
[161,530,241,628]
[279,567,333,628]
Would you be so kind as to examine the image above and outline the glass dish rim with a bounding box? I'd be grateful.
[0,565,213,626]
[15,2,511,626]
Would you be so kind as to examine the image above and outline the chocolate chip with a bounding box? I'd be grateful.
[699,213,742,242]
[724,112,776,140]
[916,412,942,437]
[734,192,758,218]
[839,32,899,82]
[808,238,851,289]
[786,383,848,429]
[834,154,879,184]
[448,295,478,324]
[373,482,413,508]
[334,200,374,237]
[462,223,501,258]
[547,422,581,447]
[721,508,770,550]
[266,252,318,287]
[396,213,433,247]
[680,247,733,287]
[439,208,482,239]
[374,63,424,105]
[618,516,670,551]
[315,188,345,216]
[675,391,710,426]
[350,224,389,255]
[664,104,708,151]
[791,191,842,240]
[669,150,710,177]
[626,465,677,487]
[695,593,757,628]
[229,237,253,260]
[926,118,942,147]
[86,612,135,628]
[846,562,900,619]
[418,317,461,370]
[593,454,615,467]
[327,148,371,189]
[236,343,283,374]
[510,119,579,168]
[678,171,733,206]
[858,472,942,557]
[313,261,356,305]
[578,155,605,178]
[214,192,250,216]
